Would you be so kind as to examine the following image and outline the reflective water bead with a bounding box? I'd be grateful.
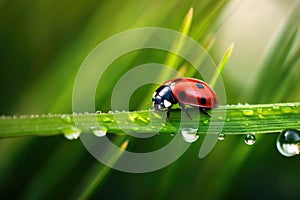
[243,110,254,116]
[203,120,209,125]
[101,117,114,123]
[218,133,225,141]
[244,133,256,145]
[281,107,292,113]
[63,127,81,140]
[180,128,199,143]
[91,126,107,137]
[61,114,72,123]
[276,129,300,157]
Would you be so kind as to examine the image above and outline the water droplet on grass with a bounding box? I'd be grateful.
[91,126,107,137]
[217,116,223,120]
[277,129,300,157]
[244,133,256,145]
[243,110,254,116]
[101,117,114,124]
[63,127,81,140]
[129,113,149,125]
[281,107,292,113]
[132,127,139,131]
[61,114,72,123]
[180,128,199,143]
[218,133,225,141]
[96,110,102,114]
[256,108,263,113]
[258,114,264,119]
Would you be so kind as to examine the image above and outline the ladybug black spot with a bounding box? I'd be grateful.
[200,97,206,105]
[196,82,204,89]
[179,91,186,99]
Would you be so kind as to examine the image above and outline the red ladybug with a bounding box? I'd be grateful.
[152,78,218,119]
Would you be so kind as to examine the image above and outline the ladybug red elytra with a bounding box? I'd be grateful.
[152,78,218,119]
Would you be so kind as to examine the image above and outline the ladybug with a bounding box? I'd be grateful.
[152,78,218,119]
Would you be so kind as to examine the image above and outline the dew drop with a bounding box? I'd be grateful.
[256,108,263,113]
[96,110,102,114]
[258,114,264,119]
[91,126,107,137]
[132,127,139,131]
[243,110,254,116]
[180,128,199,143]
[281,107,292,113]
[244,133,256,145]
[217,116,224,120]
[101,117,114,124]
[63,127,81,140]
[171,133,175,137]
[61,114,72,124]
[129,113,149,125]
[129,113,138,122]
[218,133,225,141]
[203,120,209,125]
[276,129,300,157]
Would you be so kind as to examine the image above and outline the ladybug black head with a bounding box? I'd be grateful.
[152,86,176,111]
[152,95,165,111]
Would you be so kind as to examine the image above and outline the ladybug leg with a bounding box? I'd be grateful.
[200,108,211,117]
[179,103,192,120]
[166,109,170,122]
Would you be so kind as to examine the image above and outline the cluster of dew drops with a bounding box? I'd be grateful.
[179,129,300,157]
[59,110,300,158]
[61,112,108,140]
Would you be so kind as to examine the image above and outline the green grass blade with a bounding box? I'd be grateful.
[209,43,234,87]
[1,102,300,138]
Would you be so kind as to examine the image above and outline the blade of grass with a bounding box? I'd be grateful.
[1,102,300,138]
[209,43,234,87]
[163,7,194,69]
[253,2,300,102]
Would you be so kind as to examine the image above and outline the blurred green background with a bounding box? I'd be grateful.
[0,0,300,199]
